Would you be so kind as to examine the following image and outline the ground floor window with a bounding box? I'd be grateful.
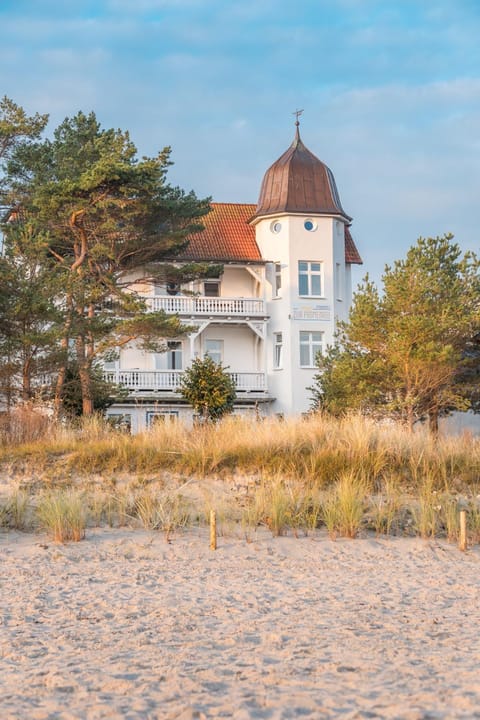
[106,413,131,432]
[147,411,179,426]
[299,331,324,368]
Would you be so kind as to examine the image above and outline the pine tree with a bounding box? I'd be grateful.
[312,235,480,433]
[3,110,213,415]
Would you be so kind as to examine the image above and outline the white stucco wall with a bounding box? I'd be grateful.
[201,325,259,372]
[254,212,352,416]
[220,266,258,297]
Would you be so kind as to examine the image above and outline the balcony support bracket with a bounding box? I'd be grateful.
[246,321,266,340]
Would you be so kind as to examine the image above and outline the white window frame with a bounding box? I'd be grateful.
[274,262,282,298]
[204,281,220,297]
[204,339,223,365]
[298,261,323,297]
[299,331,324,368]
[147,411,179,426]
[273,332,283,369]
[154,341,183,370]
[106,413,132,432]
[167,341,183,370]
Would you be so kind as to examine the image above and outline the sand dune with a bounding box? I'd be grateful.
[1,528,479,719]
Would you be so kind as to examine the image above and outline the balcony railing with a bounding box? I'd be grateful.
[104,369,267,393]
[145,296,266,317]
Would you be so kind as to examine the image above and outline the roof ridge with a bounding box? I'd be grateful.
[211,201,256,207]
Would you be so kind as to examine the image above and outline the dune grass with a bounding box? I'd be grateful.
[2,412,480,487]
[1,410,480,543]
[36,489,87,543]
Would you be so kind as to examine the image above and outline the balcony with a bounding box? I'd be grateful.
[104,369,267,394]
[145,296,266,318]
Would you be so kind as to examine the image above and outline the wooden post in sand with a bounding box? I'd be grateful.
[210,509,217,551]
[459,509,467,552]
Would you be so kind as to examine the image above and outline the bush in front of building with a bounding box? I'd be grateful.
[179,355,236,422]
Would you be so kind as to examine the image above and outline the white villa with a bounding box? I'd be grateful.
[105,122,362,431]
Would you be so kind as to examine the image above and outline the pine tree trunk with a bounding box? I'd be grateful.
[54,295,74,418]
[21,357,31,402]
[54,342,68,417]
[429,408,439,437]
[75,335,94,416]
[406,404,415,433]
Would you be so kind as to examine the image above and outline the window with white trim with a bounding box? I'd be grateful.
[106,413,131,432]
[147,411,179,426]
[204,281,220,297]
[156,343,183,370]
[273,332,283,369]
[103,353,117,371]
[205,339,223,365]
[299,331,324,368]
[298,261,323,297]
[167,341,183,370]
[274,263,282,298]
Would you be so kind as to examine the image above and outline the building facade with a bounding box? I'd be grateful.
[105,124,362,431]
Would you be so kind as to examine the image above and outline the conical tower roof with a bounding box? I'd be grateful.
[253,123,351,222]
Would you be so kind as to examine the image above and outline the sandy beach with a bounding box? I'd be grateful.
[1,528,480,719]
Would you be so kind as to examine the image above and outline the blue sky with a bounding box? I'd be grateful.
[1,0,479,286]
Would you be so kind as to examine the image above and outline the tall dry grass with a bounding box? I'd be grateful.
[1,411,480,543]
[322,470,368,539]
[2,412,479,492]
[36,489,87,542]
[0,488,30,530]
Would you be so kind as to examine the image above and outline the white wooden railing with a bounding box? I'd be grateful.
[104,370,267,393]
[144,296,266,317]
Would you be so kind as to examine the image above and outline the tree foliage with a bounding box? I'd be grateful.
[0,222,64,405]
[60,362,127,417]
[2,107,213,415]
[179,356,236,422]
[312,235,480,432]
[0,96,48,169]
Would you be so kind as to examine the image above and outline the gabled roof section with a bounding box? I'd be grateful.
[179,202,362,265]
[179,202,262,262]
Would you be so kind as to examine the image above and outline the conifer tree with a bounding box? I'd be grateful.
[3,110,212,415]
[312,235,480,433]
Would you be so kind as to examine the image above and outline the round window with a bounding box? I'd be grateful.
[304,219,317,231]
[270,221,282,234]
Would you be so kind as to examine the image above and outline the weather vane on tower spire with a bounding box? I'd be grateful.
[293,108,304,126]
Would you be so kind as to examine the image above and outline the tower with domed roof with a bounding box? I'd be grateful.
[251,118,361,416]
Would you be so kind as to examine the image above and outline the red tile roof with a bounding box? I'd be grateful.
[345,226,363,264]
[179,202,362,264]
[179,203,261,262]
